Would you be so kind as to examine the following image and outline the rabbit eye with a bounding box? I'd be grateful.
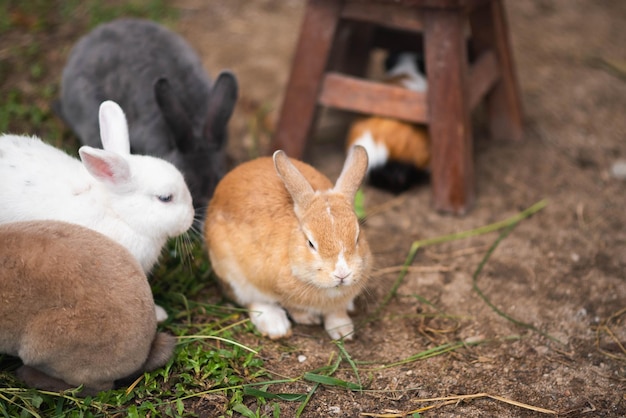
[157,194,173,203]
[308,239,316,251]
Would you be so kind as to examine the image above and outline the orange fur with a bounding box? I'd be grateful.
[346,116,430,169]
[204,148,371,340]
[346,59,430,171]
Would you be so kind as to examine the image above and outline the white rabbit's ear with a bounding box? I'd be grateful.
[334,145,369,200]
[79,146,131,187]
[99,100,130,155]
[273,150,314,211]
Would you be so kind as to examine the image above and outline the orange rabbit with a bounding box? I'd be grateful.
[205,146,372,340]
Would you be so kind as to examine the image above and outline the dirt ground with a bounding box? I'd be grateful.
[168,1,626,416]
[3,0,623,416]
[171,0,626,416]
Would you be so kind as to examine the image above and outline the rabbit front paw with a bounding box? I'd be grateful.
[155,305,168,323]
[249,302,292,339]
[288,307,323,325]
[324,311,354,341]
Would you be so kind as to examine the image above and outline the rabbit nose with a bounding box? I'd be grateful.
[334,271,352,283]
[333,252,352,284]
[333,269,352,285]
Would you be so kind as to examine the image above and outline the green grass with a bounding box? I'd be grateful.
[0,0,177,144]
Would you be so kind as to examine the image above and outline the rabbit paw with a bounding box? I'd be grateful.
[155,305,168,323]
[324,311,354,341]
[249,303,292,339]
[288,308,322,325]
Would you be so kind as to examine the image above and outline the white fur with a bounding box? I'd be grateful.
[353,130,389,171]
[324,310,354,340]
[333,250,353,285]
[387,52,428,92]
[155,306,168,322]
[0,101,194,274]
[289,308,323,325]
[249,302,292,339]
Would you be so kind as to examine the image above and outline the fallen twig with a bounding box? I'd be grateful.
[360,392,557,416]
[596,306,626,362]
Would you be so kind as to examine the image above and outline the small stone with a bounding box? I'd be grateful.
[610,160,626,180]
[297,355,307,363]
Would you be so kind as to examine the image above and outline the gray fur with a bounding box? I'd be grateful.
[59,18,238,214]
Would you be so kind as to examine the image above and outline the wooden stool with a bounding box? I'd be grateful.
[270,0,524,215]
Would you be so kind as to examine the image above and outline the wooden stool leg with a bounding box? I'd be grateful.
[470,0,524,141]
[271,0,343,158]
[329,20,374,77]
[423,9,475,215]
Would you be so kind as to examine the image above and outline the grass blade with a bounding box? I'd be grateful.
[334,339,362,389]
[471,224,565,345]
[303,373,361,391]
[243,387,307,402]
[371,199,548,319]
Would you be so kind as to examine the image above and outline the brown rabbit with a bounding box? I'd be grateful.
[0,221,176,396]
[204,146,371,340]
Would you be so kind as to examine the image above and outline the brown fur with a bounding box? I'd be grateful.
[204,147,371,339]
[0,221,175,395]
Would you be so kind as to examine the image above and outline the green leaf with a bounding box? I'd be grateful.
[232,402,257,418]
[30,394,43,408]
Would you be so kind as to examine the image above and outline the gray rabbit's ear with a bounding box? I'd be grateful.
[99,101,130,155]
[154,77,194,153]
[334,145,369,201]
[203,71,238,150]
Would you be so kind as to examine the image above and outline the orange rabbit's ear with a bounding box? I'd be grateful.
[334,145,369,200]
[273,150,315,213]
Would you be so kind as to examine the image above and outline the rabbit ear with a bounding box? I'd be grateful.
[273,150,315,211]
[334,145,369,200]
[154,77,194,153]
[79,146,131,187]
[99,101,131,155]
[203,71,238,149]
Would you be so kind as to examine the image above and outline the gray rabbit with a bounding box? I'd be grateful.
[58,18,238,215]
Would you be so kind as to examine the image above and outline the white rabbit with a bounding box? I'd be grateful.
[0,220,176,396]
[204,146,372,340]
[0,100,194,272]
[0,101,194,320]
